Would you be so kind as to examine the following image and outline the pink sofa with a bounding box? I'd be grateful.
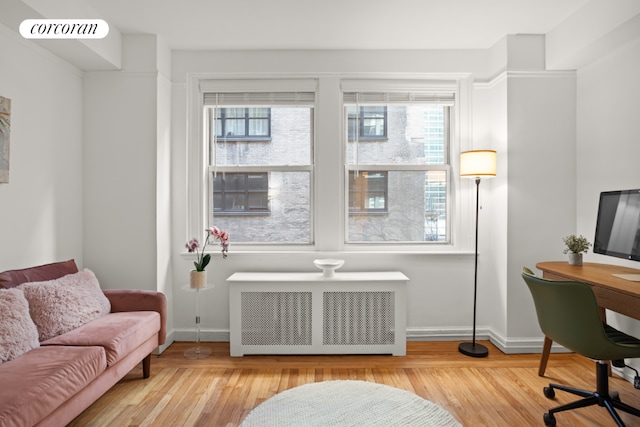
[0,260,167,427]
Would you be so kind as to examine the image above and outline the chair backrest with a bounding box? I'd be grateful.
[521,267,615,359]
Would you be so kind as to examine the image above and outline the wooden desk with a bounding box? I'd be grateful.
[535,261,640,376]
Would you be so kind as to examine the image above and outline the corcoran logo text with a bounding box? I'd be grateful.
[19,19,109,39]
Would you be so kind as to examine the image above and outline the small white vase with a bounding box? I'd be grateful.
[190,270,207,289]
[567,253,583,266]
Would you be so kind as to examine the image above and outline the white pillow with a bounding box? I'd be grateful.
[18,269,111,341]
[0,288,40,363]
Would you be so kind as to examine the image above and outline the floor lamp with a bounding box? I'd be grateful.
[458,149,497,358]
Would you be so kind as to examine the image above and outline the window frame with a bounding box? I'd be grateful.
[187,75,471,253]
[212,172,270,215]
[348,170,389,214]
[215,107,272,141]
[343,88,456,245]
[347,106,388,141]
[197,79,317,247]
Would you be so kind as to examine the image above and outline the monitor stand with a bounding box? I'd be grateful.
[612,273,640,282]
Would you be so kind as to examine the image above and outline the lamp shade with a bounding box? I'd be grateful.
[460,150,497,178]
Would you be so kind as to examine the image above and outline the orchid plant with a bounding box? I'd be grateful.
[186,226,229,271]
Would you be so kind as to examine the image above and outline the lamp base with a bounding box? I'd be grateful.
[458,342,489,358]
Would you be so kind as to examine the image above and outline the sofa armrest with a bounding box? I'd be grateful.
[103,290,167,345]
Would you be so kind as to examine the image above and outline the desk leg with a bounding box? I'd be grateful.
[538,336,553,377]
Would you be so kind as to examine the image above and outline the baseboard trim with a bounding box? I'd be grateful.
[406,327,572,355]
[172,329,230,343]
[166,326,570,355]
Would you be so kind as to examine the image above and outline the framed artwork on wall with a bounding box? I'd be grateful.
[0,95,10,183]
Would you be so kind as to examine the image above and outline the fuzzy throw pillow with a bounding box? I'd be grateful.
[0,288,40,363]
[18,269,111,341]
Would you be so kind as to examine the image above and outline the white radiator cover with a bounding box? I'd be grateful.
[227,271,408,356]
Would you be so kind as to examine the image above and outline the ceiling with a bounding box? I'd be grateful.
[82,0,590,51]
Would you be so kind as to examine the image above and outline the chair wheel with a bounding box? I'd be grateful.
[543,386,555,399]
[544,412,557,426]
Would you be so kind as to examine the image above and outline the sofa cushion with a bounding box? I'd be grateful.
[18,269,111,341]
[0,345,106,427]
[0,289,40,363]
[0,259,78,289]
[42,311,161,366]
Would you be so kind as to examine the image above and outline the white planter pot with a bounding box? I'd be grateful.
[190,270,207,289]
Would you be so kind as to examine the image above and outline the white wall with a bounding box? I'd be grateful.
[505,72,577,344]
[82,68,158,289]
[171,51,516,341]
[4,9,638,360]
[83,35,174,340]
[473,74,508,346]
[474,35,578,351]
[0,23,83,271]
[576,36,640,361]
[83,36,166,288]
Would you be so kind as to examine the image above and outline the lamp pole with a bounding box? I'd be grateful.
[458,177,489,357]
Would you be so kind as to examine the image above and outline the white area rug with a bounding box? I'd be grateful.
[240,380,462,427]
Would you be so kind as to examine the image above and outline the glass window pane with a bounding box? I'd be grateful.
[348,170,447,243]
[213,107,312,166]
[248,108,269,118]
[348,171,387,213]
[213,193,222,210]
[214,173,267,213]
[224,174,244,191]
[347,118,357,138]
[226,108,245,118]
[215,108,270,138]
[213,171,311,244]
[248,193,268,210]
[225,193,245,211]
[363,118,384,136]
[424,170,447,242]
[347,105,447,165]
[248,119,269,136]
[362,106,385,137]
[247,173,268,190]
[347,106,386,140]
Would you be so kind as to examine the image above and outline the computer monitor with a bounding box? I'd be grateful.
[593,189,640,262]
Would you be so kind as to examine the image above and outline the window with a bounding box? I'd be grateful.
[200,81,316,244]
[347,106,387,140]
[213,172,269,213]
[216,108,271,140]
[190,77,461,249]
[344,89,453,244]
[349,171,388,213]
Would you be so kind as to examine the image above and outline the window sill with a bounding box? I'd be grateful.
[180,248,475,257]
[215,137,272,143]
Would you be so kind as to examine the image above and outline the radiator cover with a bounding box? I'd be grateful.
[228,271,408,356]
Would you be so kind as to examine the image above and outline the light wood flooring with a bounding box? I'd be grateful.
[68,341,640,426]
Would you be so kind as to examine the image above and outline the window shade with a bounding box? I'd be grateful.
[201,79,317,106]
[343,92,454,105]
[342,79,456,105]
[204,92,316,106]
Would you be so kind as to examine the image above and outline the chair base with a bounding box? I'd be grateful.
[543,361,640,426]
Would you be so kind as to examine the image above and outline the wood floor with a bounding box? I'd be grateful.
[68,341,640,426]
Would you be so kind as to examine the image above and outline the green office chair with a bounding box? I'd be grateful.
[522,267,640,426]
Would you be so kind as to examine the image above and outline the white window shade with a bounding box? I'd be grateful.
[342,79,456,105]
[202,79,317,106]
[343,92,454,105]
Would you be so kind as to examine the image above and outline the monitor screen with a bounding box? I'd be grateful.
[593,189,640,262]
